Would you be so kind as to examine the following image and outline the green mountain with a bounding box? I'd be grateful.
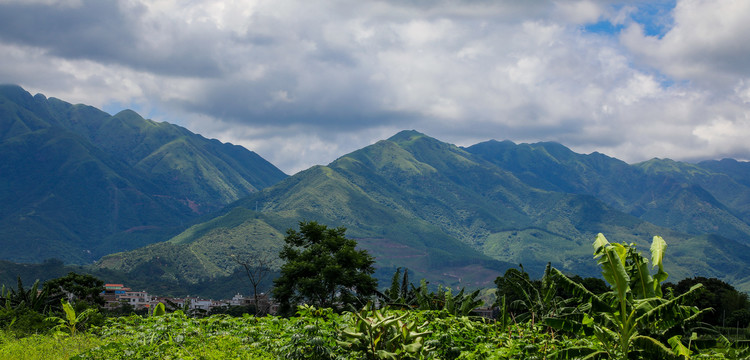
[465,141,750,246]
[0,85,287,264]
[5,83,750,294]
[96,130,750,292]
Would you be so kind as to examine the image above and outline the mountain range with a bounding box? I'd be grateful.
[96,132,750,292]
[0,85,286,264]
[3,85,750,295]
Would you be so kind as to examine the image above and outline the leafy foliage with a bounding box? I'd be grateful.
[377,269,484,318]
[0,273,109,337]
[42,272,105,308]
[151,302,166,317]
[339,303,433,359]
[379,267,413,307]
[547,234,709,359]
[409,279,484,316]
[0,330,101,360]
[74,312,275,360]
[665,276,750,328]
[46,300,99,336]
[278,305,344,360]
[1,277,53,313]
[273,221,378,316]
[494,264,565,322]
[0,301,741,359]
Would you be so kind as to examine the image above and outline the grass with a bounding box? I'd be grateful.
[0,330,101,360]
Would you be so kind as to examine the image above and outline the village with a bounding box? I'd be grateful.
[100,283,497,319]
[101,283,279,315]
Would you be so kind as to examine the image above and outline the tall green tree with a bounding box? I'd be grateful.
[43,272,105,308]
[272,221,378,316]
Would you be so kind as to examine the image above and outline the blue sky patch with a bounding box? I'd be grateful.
[631,0,676,37]
[583,1,676,37]
[583,20,624,35]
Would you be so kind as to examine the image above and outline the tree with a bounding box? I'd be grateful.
[43,272,105,308]
[376,267,415,308]
[664,276,750,327]
[272,221,378,315]
[386,267,410,303]
[231,252,273,315]
[494,265,539,315]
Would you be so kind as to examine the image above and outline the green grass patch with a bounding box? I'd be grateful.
[0,331,101,360]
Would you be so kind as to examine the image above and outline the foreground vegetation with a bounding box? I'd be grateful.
[0,308,586,359]
[4,230,750,359]
[2,304,749,360]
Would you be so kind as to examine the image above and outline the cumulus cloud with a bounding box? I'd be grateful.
[0,0,749,173]
[621,0,750,88]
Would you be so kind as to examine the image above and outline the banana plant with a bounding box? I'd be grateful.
[152,302,166,317]
[410,279,483,316]
[443,287,484,317]
[378,273,483,316]
[1,277,54,313]
[499,263,572,323]
[45,299,98,336]
[547,234,709,360]
[339,303,432,359]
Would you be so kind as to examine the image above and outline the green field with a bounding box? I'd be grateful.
[1,307,748,360]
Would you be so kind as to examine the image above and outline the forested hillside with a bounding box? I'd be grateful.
[0,85,286,263]
[97,130,750,292]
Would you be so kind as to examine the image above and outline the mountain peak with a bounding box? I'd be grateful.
[0,85,287,264]
[0,84,36,105]
[113,109,145,120]
[387,130,427,143]
[0,83,27,95]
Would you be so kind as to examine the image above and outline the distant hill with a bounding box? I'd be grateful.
[0,85,287,264]
[97,130,750,292]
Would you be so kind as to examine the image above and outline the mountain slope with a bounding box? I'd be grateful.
[464,140,644,209]
[97,130,750,291]
[0,84,287,263]
[466,141,750,246]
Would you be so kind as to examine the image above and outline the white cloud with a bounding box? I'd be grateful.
[1,0,749,173]
[555,0,604,23]
[693,113,750,156]
[0,0,82,5]
[737,80,750,104]
[622,0,750,88]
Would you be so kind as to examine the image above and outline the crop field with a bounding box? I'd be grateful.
[2,307,749,360]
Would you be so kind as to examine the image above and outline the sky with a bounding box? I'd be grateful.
[1,0,749,174]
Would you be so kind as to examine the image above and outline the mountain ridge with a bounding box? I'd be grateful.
[96,129,750,292]
[5,86,750,294]
[0,84,287,263]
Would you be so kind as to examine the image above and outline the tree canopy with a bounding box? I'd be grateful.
[665,276,750,328]
[42,272,105,307]
[272,221,377,315]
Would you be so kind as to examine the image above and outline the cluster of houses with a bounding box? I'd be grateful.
[100,284,496,319]
[101,283,277,315]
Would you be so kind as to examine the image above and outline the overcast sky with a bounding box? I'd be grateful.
[1,0,749,174]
